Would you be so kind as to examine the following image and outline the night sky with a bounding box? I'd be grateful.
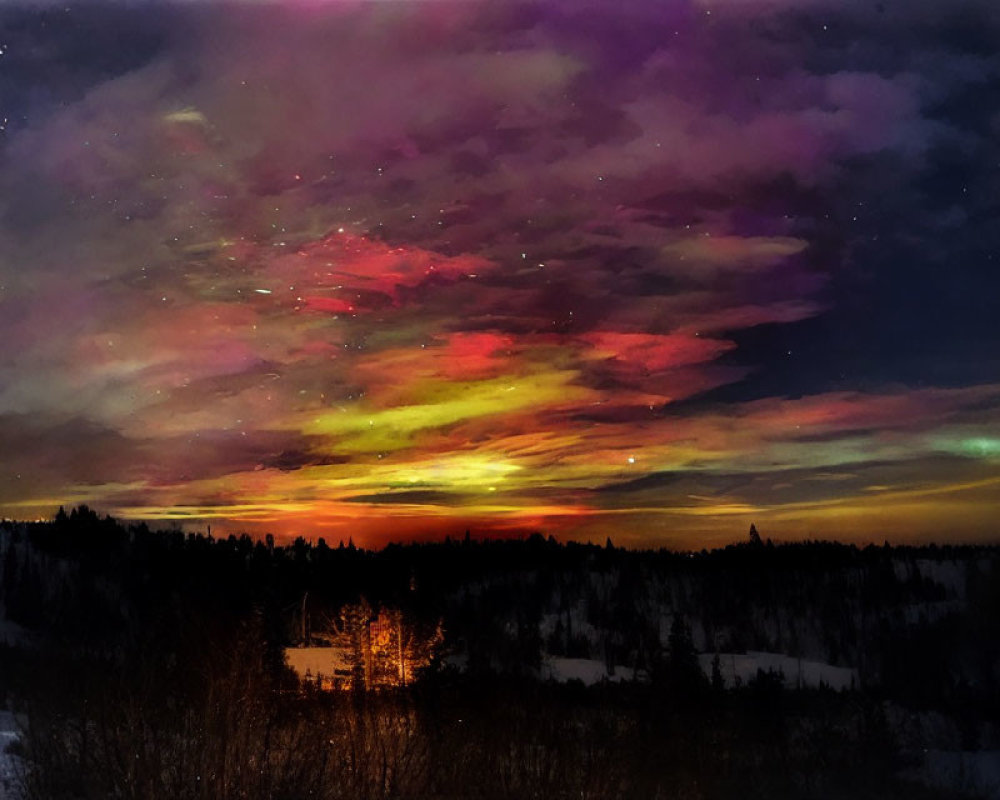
[1,0,998,548]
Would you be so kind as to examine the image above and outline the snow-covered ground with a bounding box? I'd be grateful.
[910,750,1000,797]
[912,559,967,599]
[285,645,353,685]
[1,594,26,797]
[541,657,637,685]
[447,649,855,690]
[0,616,28,647]
[698,651,858,690]
[0,612,26,797]
[0,709,21,799]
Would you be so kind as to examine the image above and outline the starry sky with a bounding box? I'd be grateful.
[1,0,998,548]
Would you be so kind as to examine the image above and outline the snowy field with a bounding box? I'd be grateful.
[0,615,26,797]
[0,709,20,799]
[699,651,858,690]
[0,616,28,647]
[911,749,1000,797]
[541,657,637,685]
[537,651,856,689]
[285,646,353,684]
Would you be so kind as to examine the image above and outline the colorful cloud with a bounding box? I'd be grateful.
[0,0,998,547]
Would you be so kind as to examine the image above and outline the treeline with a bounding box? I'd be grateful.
[2,509,999,700]
[0,509,998,798]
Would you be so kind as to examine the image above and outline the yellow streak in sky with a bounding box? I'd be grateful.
[299,370,591,452]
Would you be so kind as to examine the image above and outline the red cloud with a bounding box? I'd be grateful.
[267,231,493,313]
[581,331,733,373]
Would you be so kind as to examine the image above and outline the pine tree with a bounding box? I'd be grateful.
[667,614,703,691]
[711,652,725,691]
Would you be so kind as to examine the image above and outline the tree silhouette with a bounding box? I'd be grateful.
[667,614,704,693]
[711,653,725,691]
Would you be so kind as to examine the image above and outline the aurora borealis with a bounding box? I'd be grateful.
[0,0,998,547]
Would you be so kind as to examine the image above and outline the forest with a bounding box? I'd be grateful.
[1,508,998,799]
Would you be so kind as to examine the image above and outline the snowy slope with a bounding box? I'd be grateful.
[541,657,637,685]
[699,651,858,690]
[0,709,20,799]
[285,646,353,684]
[912,749,1000,797]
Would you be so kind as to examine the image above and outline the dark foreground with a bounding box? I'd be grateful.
[1,511,998,798]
